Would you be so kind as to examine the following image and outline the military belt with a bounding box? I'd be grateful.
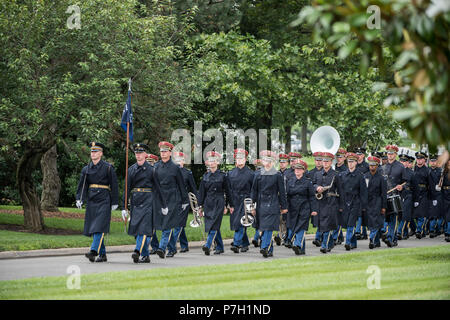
[418,184,427,188]
[443,186,450,190]
[89,184,110,190]
[132,188,152,193]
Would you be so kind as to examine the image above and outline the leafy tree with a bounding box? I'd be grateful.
[292,0,449,151]
[0,0,196,230]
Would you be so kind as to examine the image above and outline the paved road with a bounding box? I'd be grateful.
[0,236,448,281]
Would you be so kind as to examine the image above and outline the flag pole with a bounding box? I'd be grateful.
[124,78,132,233]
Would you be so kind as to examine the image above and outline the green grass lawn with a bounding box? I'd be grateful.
[0,245,449,300]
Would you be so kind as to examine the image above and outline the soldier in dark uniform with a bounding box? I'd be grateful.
[286,160,318,255]
[276,152,297,246]
[228,149,254,253]
[198,151,234,255]
[335,148,348,173]
[442,159,450,242]
[309,152,324,247]
[121,143,167,263]
[332,148,347,245]
[413,150,432,238]
[381,151,388,166]
[167,151,198,255]
[355,146,369,240]
[365,156,387,249]
[154,141,189,259]
[341,152,368,250]
[428,153,444,238]
[313,152,345,253]
[380,144,406,247]
[251,150,288,258]
[396,152,415,240]
[76,142,119,263]
[145,153,160,254]
[251,158,263,247]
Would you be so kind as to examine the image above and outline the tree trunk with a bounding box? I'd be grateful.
[285,125,291,153]
[17,147,46,231]
[301,123,308,154]
[40,144,60,212]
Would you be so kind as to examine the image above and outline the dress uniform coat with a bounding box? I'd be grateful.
[364,169,387,230]
[286,175,317,233]
[312,169,345,233]
[251,167,288,232]
[341,169,368,227]
[429,167,443,220]
[123,161,165,236]
[76,160,119,236]
[335,163,348,173]
[153,159,189,230]
[198,169,234,233]
[307,167,322,228]
[412,165,432,219]
[400,167,414,222]
[228,166,254,231]
[442,173,450,223]
[179,167,198,227]
[356,161,369,175]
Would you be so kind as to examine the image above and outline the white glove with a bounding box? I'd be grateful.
[432,200,437,206]
[76,200,83,209]
[121,210,129,221]
[414,202,419,207]
[162,207,168,215]
[111,205,118,211]
[182,203,189,210]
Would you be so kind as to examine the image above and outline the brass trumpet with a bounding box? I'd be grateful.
[188,192,203,228]
[240,198,255,227]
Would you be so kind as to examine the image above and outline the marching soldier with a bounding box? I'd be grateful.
[380,144,406,247]
[340,152,368,250]
[198,151,234,255]
[428,153,443,238]
[335,148,348,173]
[442,159,450,242]
[355,146,369,240]
[286,160,318,255]
[413,150,432,238]
[251,150,288,258]
[309,151,324,247]
[121,143,167,263]
[396,152,414,240]
[154,141,189,259]
[146,153,160,254]
[76,142,119,263]
[168,151,198,255]
[365,156,387,249]
[228,148,254,253]
[312,152,345,253]
[251,158,263,247]
[276,152,300,246]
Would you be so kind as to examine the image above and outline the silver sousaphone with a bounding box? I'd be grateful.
[310,126,340,199]
[240,198,255,227]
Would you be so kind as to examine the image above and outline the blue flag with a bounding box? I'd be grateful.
[121,79,133,142]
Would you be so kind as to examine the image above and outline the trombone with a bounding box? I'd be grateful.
[241,198,255,227]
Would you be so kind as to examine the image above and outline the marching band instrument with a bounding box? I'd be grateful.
[387,182,406,194]
[240,198,255,227]
[188,192,203,228]
[315,175,336,200]
[310,126,341,156]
